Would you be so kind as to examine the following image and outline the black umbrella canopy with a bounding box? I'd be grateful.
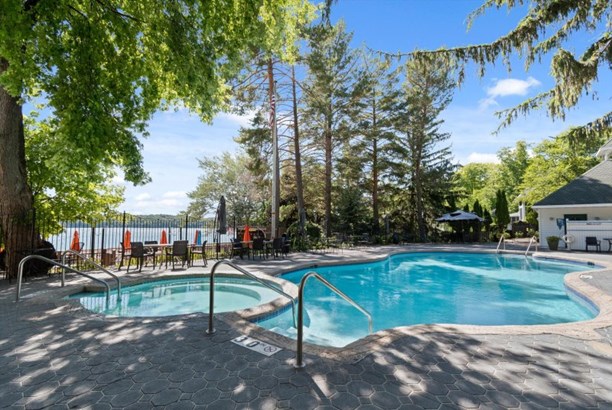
[436,210,484,222]
[216,196,227,234]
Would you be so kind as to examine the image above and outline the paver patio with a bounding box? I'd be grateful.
[1,245,611,409]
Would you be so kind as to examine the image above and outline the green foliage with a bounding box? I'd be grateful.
[187,152,267,226]
[498,140,530,206]
[453,162,501,210]
[385,55,456,241]
[302,21,365,235]
[472,200,483,217]
[412,0,610,140]
[495,189,510,231]
[0,0,317,217]
[519,130,608,205]
[334,185,370,236]
[24,114,123,228]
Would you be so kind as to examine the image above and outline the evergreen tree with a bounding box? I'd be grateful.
[302,21,364,236]
[412,0,610,141]
[495,190,510,233]
[387,56,456,242]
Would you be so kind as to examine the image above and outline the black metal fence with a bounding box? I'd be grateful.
[0,210,239,278]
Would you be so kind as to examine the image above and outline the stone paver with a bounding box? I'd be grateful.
[1,246,611,409]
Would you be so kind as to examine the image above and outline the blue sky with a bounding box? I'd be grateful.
[118,0,611,215]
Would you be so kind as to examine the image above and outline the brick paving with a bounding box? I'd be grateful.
[1,246,611,409]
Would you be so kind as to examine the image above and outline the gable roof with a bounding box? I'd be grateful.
[533,160,612,207]
[596,138,612,160]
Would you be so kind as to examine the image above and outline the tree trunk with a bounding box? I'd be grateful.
[0,57,35,280]
[324,119,332,238]
[371,94,379,235]
[291,66,307,241]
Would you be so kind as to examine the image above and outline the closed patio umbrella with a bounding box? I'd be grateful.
[215,196,227,259]
[123,230,131,250]
[243,225,251,242]
[160,229,168,244]
[70,230,81,251]
[194,229,202,245]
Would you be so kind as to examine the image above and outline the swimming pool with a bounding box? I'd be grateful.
[256,252,598,347]
[69,277,282,317]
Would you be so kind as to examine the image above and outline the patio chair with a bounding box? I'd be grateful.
[144,240,158,268]
[190,240,208,267]
[585,236,601,252]
[272,238,285,258]
[165,240,189,269]
[251,238,267,259]
[127,242,154,273]
[230,239,248,259]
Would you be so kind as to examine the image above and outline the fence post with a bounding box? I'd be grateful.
[119,212,126,269]
[90,226,96,260]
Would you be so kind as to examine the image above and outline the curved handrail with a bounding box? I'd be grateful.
[206,259,297,334]
[524,236,539,256]
[295,271,373,368]
[16,255,110,304]
[62,250,121,300]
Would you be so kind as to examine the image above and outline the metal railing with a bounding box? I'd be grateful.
[525,236,539,256]
[295,271,373,368]
[206,260,297,334]
[16,255,111,304]
[496,236,506,253]
[62,250,121,300]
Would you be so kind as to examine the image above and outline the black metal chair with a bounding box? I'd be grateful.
[230,239,248,259]
[165,240,189,269]
[251,238,266,260]
[144,240,157,268]
[585,236,601,252]
[272,238,284,258]
[190,240,208,267]
[127,242,154,273]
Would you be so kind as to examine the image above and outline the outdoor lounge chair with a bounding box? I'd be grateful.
[585,236,601,252]
[190,240,208,267]
[165,240,189,269]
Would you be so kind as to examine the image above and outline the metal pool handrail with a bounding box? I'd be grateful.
[295,271,373,369]
[16,255,111,304]
[525,236,539,256]
[496,236,506,253]
[62,250,121,300]
[206,259,297,334]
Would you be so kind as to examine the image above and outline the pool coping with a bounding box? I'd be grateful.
[25,247,612,363]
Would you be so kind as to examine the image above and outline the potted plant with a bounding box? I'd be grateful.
[546,235,560,251]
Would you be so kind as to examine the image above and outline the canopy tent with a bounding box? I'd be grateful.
[436,210,484,222]
[436,210,484,242]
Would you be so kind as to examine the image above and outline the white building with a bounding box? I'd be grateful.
[532,140,612,251]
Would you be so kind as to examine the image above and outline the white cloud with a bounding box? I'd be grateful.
[217,111,256,128]
[465,152,500,164]
[135,193,152,201]
[479,77,541,110]
[488,77,541,97]
[162,191,187,199]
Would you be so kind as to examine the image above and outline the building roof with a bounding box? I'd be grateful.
[534,160,612,207]
[596,138,612,160]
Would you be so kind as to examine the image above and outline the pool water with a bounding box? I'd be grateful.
[256,253,597,347]
[69,277,281,317]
